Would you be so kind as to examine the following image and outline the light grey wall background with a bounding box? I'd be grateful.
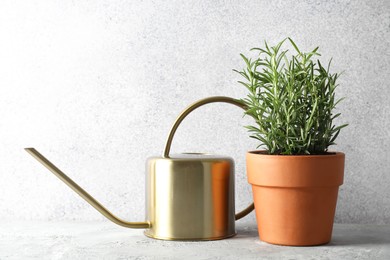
[0,0,389,224]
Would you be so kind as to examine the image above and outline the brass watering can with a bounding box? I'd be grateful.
[25,96,254,241]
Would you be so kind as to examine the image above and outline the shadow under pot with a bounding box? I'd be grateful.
[246,151,345,246]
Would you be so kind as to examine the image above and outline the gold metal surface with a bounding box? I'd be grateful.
[24,148,150,229]
[162,96,254,221]
[235,203,255,221]
[163,96,247,157]
[145,154,236,240]
[24,96,254,241]
[142,96,254,240]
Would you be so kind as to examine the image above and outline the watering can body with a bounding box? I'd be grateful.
[25,96,254,241]
[145,154,236,240]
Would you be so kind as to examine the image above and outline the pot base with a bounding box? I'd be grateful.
[261,239,331,247]
[253,186,339,246]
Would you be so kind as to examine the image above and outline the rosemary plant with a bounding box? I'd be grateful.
[235,38,347,155]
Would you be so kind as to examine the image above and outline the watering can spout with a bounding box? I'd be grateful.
[24,148,150,229]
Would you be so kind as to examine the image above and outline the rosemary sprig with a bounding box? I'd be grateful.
[235,38,347,155]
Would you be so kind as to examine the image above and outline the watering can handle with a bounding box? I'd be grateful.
[163,96,255,220]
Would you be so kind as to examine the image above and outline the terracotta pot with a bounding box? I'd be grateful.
[246,151,345,246]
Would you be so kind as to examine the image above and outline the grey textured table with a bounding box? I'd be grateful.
[0,221,389,259]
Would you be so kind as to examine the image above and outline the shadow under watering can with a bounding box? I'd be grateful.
[25,96,254,241]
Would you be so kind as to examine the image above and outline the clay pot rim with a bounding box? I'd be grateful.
[246,150,345,187]
[248,150,345,159]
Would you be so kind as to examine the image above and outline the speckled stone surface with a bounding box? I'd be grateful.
[0,221,389,259]
[0,1,389,224]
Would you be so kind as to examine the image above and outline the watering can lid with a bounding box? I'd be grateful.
[148,152,234,162]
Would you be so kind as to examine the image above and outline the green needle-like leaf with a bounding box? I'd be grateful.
[234,38,348,155]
